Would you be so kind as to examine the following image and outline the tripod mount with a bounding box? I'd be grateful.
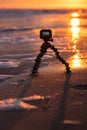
[32,29,71,75]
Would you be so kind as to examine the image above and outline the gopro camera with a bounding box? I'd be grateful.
[40,29,52,41]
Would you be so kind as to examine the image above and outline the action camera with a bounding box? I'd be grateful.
[40,29,52,41]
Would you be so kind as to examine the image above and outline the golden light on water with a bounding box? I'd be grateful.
[71,18,80,27]
[72,54,82,68]
[72,33,79,39]
[70,12,80,53]
[70,12,84,68]
[71,12,80,17]
[71,27,80,34]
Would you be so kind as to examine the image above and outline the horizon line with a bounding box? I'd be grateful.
[0,7,87,10]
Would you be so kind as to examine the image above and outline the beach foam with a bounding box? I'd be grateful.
[0,95,50,111]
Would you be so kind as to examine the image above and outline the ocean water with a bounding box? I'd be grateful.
[0,9,87,78]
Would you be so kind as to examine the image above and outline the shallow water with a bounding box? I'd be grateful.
[0,9,87,79]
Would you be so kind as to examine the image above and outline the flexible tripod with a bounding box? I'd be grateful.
[32,39,71,75]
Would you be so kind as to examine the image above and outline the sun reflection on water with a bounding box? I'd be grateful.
[70,12,82,68]
[70,12,80,53]
[72,54,82,68]
[71,12,80,17]
[71,18,80,27]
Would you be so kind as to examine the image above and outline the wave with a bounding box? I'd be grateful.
[0,9,71,17]
[0,9,87,18]
[0,60,20,68]
[1,24,87,33]
[0,27,34,33]
[0,75,14,80]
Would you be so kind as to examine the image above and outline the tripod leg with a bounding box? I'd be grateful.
[32,53,44,74]
[50,45,71,73]
[32,43,48,75]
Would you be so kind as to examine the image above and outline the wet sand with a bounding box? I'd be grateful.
[0,57,87,130]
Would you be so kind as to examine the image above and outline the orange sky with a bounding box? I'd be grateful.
[0,0,87,9]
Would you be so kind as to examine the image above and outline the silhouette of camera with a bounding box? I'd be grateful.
[40,29,52,41]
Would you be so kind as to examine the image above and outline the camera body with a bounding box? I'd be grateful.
[40,29,52,41]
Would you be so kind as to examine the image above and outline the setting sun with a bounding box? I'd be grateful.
[0,0,87,9]
[71,12,80,17]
